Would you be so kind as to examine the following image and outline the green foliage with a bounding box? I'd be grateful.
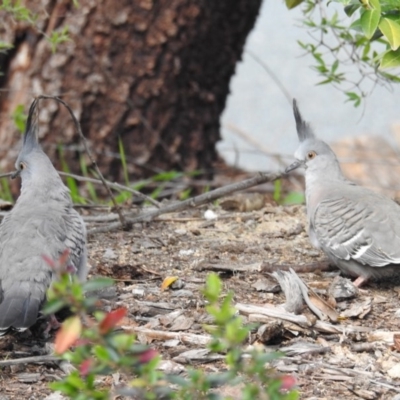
[11,104,27,133]
[47,263,298,399]
[282,191,305,205]
[1,1,73,54]
[0,0,37,23]
[79,155,98,203]
[0,41,13,52]
[289,0,400,106]
[48,26,71,54]
[274,179,305,205]
[0,177,13,202]
[118,137,129,186]
[58,146,87,204]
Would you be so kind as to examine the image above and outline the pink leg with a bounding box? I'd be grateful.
[43,314,61,335]
[353,276,367,287]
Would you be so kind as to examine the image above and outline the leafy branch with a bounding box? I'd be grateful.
[287,0,400,106]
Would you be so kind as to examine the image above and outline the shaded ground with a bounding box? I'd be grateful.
[1,199,400,399]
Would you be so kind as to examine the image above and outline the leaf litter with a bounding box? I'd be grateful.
[1,203,400,399]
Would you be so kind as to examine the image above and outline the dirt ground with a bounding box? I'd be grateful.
[1,197,400,400]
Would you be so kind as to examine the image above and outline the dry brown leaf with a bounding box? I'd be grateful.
[308,290,339,322]
[393,333,400,351]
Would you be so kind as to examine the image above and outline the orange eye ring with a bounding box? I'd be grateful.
[307,151,316,160]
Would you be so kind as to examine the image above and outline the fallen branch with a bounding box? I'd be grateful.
[236,303,372,334]
[127,327,212,346]
[0,355,59,367]
[88,171,282,236]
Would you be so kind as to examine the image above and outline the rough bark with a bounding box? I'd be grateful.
[0,0,261,181]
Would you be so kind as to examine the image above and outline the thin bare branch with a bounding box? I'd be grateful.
[57,171,161,207]
[37,95,128,228]
[245,49,293,105]
[223,122,287,168]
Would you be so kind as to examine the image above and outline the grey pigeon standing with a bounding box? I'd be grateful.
[286,99,400,287]
[0,98,87,334]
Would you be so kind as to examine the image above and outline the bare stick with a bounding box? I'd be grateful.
[223,122,287,168]
[127,327,212,346]
[88,171,282,235]
[58,171,161,207]
[0,172,14,179]
[0,355,60,367]
[37,95,128,228]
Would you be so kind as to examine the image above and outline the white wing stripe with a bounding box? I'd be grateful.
[341,229,364,247]
[352,244,370,260]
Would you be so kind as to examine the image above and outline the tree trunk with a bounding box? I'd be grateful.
[0,0,261,182]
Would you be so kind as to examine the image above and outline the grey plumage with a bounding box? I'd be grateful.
[286,99,400,286]
[0,98,87,333]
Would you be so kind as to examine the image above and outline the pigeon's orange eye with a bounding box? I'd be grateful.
[20,162,25,170]
[307,151,316,160]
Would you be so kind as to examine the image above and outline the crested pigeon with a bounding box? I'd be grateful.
[0,98,87,334]
[286,99,400,287]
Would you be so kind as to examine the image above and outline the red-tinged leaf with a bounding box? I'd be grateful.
[79,359,93,377]
[55,315,82,354]
[280,375,296,391]
[75,338,91,347]
[42,254,56,268]
[99,308,127,334]
[58,248,71,267]
[138,348,158,364]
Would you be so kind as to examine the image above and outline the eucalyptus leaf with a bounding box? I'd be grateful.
[360,9,381,39]
[380,48,400,68]
[285,0,305,9]
[369,0,381,13]
[379,17,400,50]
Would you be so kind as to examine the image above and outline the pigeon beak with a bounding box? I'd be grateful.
[285,160,302,174]
[11,170,21,180]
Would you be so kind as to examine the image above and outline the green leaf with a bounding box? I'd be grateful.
[360,9,380,39]
[204,273,221,303]
[118,136,129,185]
[285,0,304,9]
[0,41,13,51]
[369,0,381,13]
[379,18,400,50]
[380,48,400,68]
[345,92,362,107]
[83,277,114,292]
[42,298,66,315]
[344,3,361,16]
[11,104,27,133]
[350,18,363,32]
[273,179,282,203]
[282,192,305,205]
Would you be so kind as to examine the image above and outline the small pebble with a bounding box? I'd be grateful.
[204,210,218,220]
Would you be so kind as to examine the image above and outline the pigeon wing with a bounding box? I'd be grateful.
[313,194,400,267]
[0,209,77,331]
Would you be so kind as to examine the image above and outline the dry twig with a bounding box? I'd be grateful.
[37,95,128,228]
[58,171,161,207]
[0,355,59,367]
